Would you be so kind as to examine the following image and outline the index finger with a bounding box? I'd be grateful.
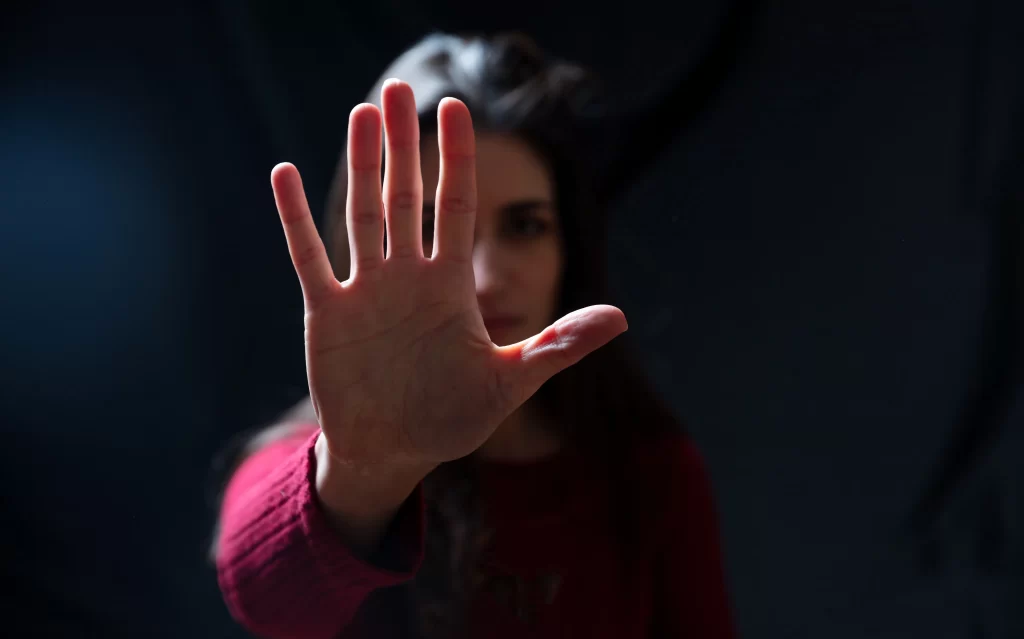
[271,162,338,308]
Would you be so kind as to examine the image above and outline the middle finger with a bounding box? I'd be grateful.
[381,79,424,261]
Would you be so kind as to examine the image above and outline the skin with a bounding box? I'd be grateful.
[419,132,566,462]
[270,79,627,556]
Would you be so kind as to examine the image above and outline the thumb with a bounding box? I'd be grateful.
[498,305,628,403]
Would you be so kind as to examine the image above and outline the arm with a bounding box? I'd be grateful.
[654,437,737,639]
[215,427,427,639]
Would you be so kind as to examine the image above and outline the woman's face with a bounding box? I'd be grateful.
[421,132,564,347]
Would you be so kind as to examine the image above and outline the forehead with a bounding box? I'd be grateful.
[420,132,554,204]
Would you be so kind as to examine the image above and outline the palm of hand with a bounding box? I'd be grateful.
[306,259,512,466]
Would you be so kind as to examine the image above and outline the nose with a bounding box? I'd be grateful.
[472,240,508,297]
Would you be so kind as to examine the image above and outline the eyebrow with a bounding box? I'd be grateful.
[422,198,553,216]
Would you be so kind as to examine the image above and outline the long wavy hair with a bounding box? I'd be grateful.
[214,32,683,638]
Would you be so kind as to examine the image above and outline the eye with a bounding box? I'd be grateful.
[507,212,550,238]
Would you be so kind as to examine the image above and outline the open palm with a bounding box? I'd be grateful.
[271,80,627,470]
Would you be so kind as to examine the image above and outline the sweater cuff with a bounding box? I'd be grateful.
[298,430,427,589]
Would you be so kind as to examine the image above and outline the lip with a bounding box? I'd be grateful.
[482,315,526,332]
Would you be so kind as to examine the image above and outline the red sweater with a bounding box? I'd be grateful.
[216,426,735,638]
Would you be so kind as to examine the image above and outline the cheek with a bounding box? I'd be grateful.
[523,242,564,309]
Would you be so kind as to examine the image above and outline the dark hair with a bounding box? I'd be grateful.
[214,32,683,638]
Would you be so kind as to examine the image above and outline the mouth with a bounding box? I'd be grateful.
[482,315,526,333]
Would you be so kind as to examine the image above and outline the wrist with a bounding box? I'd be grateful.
[314,432,434,522]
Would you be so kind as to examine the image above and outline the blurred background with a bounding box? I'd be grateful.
[2,0,1022,637]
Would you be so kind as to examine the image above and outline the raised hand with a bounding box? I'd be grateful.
[271,80,627,473]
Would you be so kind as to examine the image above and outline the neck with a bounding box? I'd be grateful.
[474,401,562,463]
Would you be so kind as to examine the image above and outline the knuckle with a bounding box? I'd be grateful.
[444,254,471,266]
[444,152,475,167]
[354,255,382,272]
[387,243,418,260]
[293,244,323,268]
[349,162,381,174]
[387,190,419,211]
[280,210,306,226]
[351,210,381,226]
[439,196,475,217]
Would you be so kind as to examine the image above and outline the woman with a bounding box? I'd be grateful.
[214,33,735,638]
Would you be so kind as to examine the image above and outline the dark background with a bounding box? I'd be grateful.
[2,0,1022,637]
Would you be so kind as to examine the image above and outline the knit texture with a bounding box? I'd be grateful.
[216,427,734,638]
